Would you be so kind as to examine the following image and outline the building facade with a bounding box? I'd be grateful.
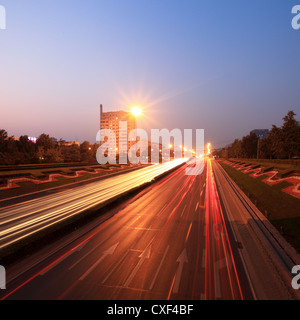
[100,104,137,155]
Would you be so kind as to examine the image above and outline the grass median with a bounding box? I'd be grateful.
[219,160,300,253]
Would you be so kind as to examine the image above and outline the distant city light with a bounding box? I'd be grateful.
[28,137,38,143]
[207,143,211,155]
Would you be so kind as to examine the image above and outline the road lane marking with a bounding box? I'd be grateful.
[101,234,151,285]
[173,248,188,294]
[130,249,143,253]
[0,231,98,300]
[185,222,193,243]
[195,202,199,211]
[127,227,160,231]
[41,240,89,275]
[127,215,142,227]
[101,249,130,284]
[149,245,170,290]
[180,204,187,217]
[124,245,152,287]
[79,243,119,281]
[214,259,223,299]
[157,203,167,216]
[167,274,176,300]
[69,238,107,270]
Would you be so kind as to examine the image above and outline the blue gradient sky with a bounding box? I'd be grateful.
[1,0,299,147]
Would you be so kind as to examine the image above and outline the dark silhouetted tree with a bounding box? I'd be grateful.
[281,111,300,159]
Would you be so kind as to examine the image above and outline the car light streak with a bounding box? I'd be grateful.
[0,159,189,249]
[204,158,243,300]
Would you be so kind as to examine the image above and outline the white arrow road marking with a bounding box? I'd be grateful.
[79,243,119,281]
[124,245,152,287]
[173,248,188,294]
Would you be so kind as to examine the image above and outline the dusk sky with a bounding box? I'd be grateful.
[1,0,299,148]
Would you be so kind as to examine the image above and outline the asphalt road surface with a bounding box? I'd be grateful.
[0,158,187,250]
[1,158,299,300]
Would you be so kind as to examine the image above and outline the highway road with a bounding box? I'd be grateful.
[0,158,188,250]
[1,158,300,300]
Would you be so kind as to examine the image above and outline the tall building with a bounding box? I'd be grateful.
[100,104,137,154]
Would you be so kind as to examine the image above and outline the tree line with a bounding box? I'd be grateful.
[215,111,300,160]
[0,131,99,165]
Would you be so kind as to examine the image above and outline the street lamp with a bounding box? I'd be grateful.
[207,143,211,155]
[131,107,142,117]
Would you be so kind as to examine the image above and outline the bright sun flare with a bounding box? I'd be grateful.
[131,107,142,116]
